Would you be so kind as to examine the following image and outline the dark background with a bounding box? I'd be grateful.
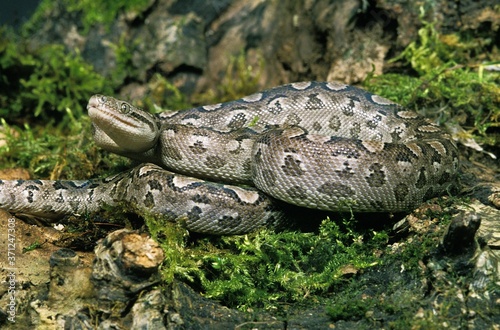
[0,0,41,28]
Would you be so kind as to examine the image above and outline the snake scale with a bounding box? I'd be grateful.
[0,81,459,234]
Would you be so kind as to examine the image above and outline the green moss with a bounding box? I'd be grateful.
[0,115,129,180]
[104,35,137,88]
[22,241,43,253]
[327,291,380,322]
[0,29,112,127]
[364,71,499,147]
[322,201,488,328]
[364,9,499,148]
[0,26,122,177]
[141,213,205,286]
[144,214,390,311]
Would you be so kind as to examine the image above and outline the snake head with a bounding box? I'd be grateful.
[87,95,160,154]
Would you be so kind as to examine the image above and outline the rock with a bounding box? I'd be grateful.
[65,229,269,328]
[132,12,207,82]
[131,289,167,330]
[441,212,481,256]
[25,0,499,97]
[47,248,94,313]
[488,191,500,209]
[25,248,94,328]
[91,229,165,315]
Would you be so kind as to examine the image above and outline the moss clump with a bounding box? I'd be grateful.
[0,28,112,127]
[0,115,129,180]
[364,10,499,148]
[144,214,390,312]
[0,23,123,178]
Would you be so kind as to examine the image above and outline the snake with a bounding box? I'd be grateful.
[0,81,459,234]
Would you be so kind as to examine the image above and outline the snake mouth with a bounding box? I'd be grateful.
[87,94,101,110]
[87,98,142,130]
[90,107,142,130]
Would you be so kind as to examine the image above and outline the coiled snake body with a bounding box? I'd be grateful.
[0,82,459,234]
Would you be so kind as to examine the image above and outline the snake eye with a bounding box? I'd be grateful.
[120,103,131,114]
[99,95,107,103]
